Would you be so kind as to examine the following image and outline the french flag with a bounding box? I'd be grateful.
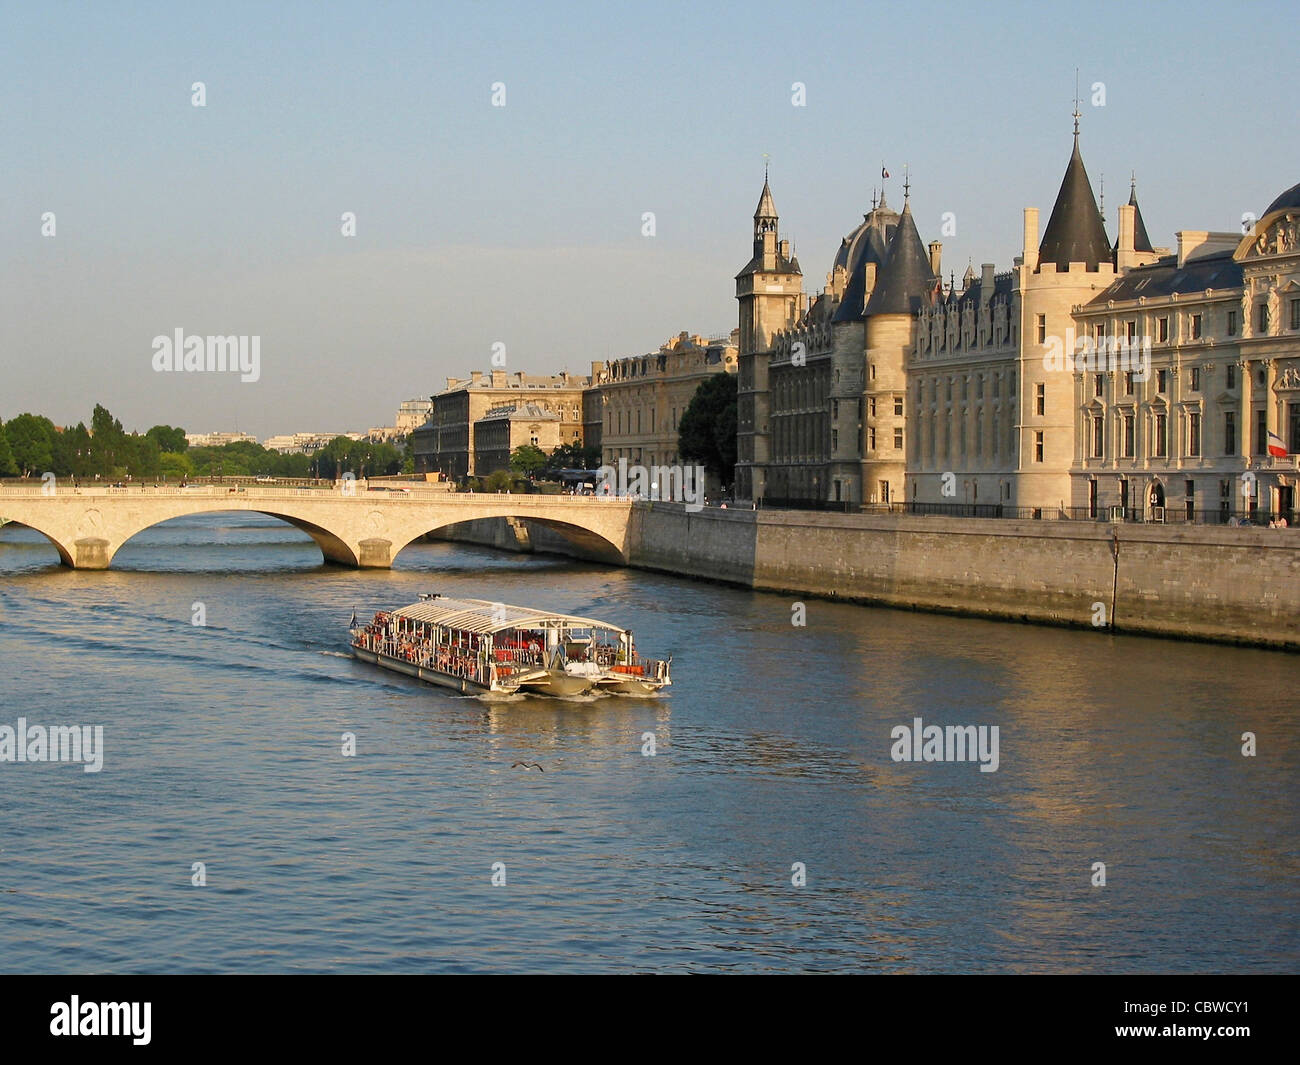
[1268,430,1288,458]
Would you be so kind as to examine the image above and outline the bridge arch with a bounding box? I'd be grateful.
[0,489,634,570]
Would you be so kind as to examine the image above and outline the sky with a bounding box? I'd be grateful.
[2,0,1297,439]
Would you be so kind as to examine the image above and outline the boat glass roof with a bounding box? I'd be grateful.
[390,596,626,636]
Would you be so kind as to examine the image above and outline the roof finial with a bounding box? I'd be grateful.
[762,152,770,182]
[1073,69,1081,143]
[1099,172,1104,216]
[870,187,878,210]
[903,164,911,204]
[1130,170,1136,193]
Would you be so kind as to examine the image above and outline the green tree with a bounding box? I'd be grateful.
[0,421,17,476]
[509,444,547,477]
[484,469,524,492]
[159,451,196,480]
[678,374,738,486]
[146,425,188,453]
[65,423,93,477]
[89,404,127,476]
[4,413,56,476]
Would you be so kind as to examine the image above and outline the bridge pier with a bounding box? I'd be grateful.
[73,538,111,569]
[356,538,394,568]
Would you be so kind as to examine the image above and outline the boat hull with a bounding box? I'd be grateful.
[351,646,501,694]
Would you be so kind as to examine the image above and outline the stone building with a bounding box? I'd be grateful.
[411,369,591,480]
[734,118,1300,522]
[594,330,738,470]
[471,402,562,477]
[1069,181,1300,521]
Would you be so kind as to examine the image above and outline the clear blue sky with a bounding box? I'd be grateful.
[2,0,1296,437]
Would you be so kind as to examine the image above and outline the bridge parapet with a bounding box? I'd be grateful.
[0,487,635,570]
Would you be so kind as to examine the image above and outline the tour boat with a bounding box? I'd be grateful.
[349,594,671,697]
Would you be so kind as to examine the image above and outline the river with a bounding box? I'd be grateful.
[0,513,1295,972]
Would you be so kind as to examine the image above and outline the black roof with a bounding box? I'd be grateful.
[953,271,1015,310]
[735,252,802,279]
[865,202,936,316]
[1084,252,1243,306]
[832,207,897,323]
[1113,183,1154,254]
[1264,180,1300,216]
[1038,137,1111,271]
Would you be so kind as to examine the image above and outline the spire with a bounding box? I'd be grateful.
[865,201,936,317]
[1116,173,1154,254]
[1037,129,1111,271]
[754,173,778,223]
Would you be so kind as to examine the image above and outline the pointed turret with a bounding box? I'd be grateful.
[865,201,936,316]
[754,174,778,229]
[1037,130,1111,271]
[1113,176,1154,254]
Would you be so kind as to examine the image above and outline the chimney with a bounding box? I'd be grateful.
[981,262,995,302]
[928,241,943,277]
[1022,208,1039,271]
[469,371,482,385]
[778,239,791,260]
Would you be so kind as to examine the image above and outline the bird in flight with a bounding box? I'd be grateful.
[511,761,544,772]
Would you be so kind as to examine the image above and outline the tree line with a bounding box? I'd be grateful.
[0,404,409,481]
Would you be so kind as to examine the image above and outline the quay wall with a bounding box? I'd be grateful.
[433,505,1300,650]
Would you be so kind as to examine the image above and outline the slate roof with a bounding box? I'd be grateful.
[1038,136,1111,271]
[865,202,936,316]
[1264,180,1300,216]
[1083,252,1243,306]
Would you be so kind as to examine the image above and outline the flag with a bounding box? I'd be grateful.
[1268,430,1287,458]
[882,166,889,179]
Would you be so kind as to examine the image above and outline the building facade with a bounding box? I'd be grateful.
[471,402,562,476]
[734,127,1300,522]
[411,369,591,480]
[594,330,738,470]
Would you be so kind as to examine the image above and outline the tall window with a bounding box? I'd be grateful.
[1191,313,1202,339]
[894,396,904,416]
[831,399,838,419]
[1158,317,1169,342]
[1190,366,1201,391]
[869,397,877,418]
[1127,320,1137,342]
[1226,364,1236,390]
[868,427,876,450]
[1125,372,1135,395]
[1224,411,1237,456]
[1256,409,1267,455]
[1189,412,1201,457]
[1155,412,1167,457]
[894,428,903,450]
[1227,310,1238,337]
[1259,303,1269,333]
[1094,374,1104,397]
[1035,383,1045,416]
[1034,431,1044,463]
[1037,314,1046,343]
[1092,415,1104,458]
[1123,414,1135,458]
[1158,369,1168,393]
[1292,299,1300,330]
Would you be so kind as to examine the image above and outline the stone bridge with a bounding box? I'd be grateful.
[0,485,634,569]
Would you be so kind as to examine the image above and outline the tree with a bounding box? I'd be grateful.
[0,421,17,476]
[484,469,524,492]
[544,440,602,473]
[509,444,547,477]
[4,413,56,477]
[146,425,188,453]
[678,373,738,486]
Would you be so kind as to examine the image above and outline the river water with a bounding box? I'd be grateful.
[0,513,1295,973]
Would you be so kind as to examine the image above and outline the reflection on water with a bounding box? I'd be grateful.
[0,513,1295,972]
